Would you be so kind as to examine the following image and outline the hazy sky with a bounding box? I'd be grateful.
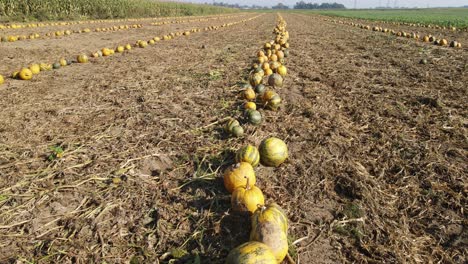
[180,0,468,8]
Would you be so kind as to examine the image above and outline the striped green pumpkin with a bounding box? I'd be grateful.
[259,137,288,167]
[235,145,260,167]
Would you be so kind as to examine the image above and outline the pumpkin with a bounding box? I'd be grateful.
[245,109,262,125]
[59,58,68,66]
[244,87,256,101]
[149,39,155,45]
[231,125,244,138]
[277,65,287,77]
[39,63,52,71]
[52,62,61,69]
[264,68,273,76]
[249,73,262,87]
[223,162,256,193]
[250,221,288,263]
[77,54,89,63]
[125,44,132,50]
[254,67,265,77]
[244,102,256,110]
[29,64,41,74]
[440,39,448,46]
[255,84,266,94]
[225,119,240,133]
[270,61,281,71]
[0,75,4,85]
[19,68,33,80]
[262,62,270,71]
[266,94,281,110]
[235,145,260,167]
[257,50,265,57]
[251,203,288,234]
[450,41,458,48]
[276,50,284,60]
[259,137,288,167]
[231,177,264,213]
[268,74,283,88]
[225,242,276,264]
[116,46,125,53]
[138,41,148,48]
[269,54,278,62]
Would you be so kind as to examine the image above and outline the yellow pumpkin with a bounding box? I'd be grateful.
[102,48,112,56]
[0,74,4,85]
[259,137,288,167]
[59,58,67,66]
[277,65,287,77]
[226,242,276,264]
[77,54,89,63]
[116,46,125,53]
[18,68,33,80]
[223,162,256,193]
[139,41,148,48]
[231,177,264,213]
[244,87,256,101]
[250,220,288,263]
[125,44,132,50]
[244,102,256,110]
[264,68,273,76]
[29,64,41,74]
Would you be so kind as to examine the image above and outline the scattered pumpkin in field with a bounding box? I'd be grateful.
[236,145,260,167]
[52,63,61,69]
[255,84,266,94]
[231,125,244,137]
[19,68,33,80]
[225,241,276,264]
[40,63,52,71]
[102,48,112,56]
[231,177,264,213]
[225,119,240,133]
[277,65,287,77]
[244,87,256,101]
[250,203,289,263]
[259,137,288,167]
[249,73,263,87]
[59,58,67,66]
[116,46,125,53]
[449,41,459,48]
[244,101,257,110]
[223,162,256,193]
[264,68,273,76]
[138,40,148,48]
[245,109,262,125]
[0,74,4,85]
[268,73,283,88]
[149,39,155,45]
[77,54,89,63]
[29,64,41,74]
[422,35,429,42]
[440,39,448,46]
[125,44,132,50]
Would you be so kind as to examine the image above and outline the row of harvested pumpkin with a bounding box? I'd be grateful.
[0,13,241,30]
[0,14,243,44]
[330,19,462,48]
[0,15,261,84]
[0,24,142,43]
[329,17,463,32]
[224,15,292,264]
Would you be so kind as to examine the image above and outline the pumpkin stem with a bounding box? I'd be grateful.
[244,176,251,190]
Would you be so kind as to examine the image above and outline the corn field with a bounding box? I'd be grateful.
[0,0,234,21]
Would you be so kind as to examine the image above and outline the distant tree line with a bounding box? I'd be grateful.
[211,2,269,9]
[293,1,345,9]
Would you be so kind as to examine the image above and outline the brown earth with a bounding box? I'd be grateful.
[0,12,467,264]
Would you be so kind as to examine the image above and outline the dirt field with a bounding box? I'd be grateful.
[0,13,466,263]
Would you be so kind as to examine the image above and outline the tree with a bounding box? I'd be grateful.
[272,3,289,9]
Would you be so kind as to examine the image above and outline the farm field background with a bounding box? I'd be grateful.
[0,3,467,264]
